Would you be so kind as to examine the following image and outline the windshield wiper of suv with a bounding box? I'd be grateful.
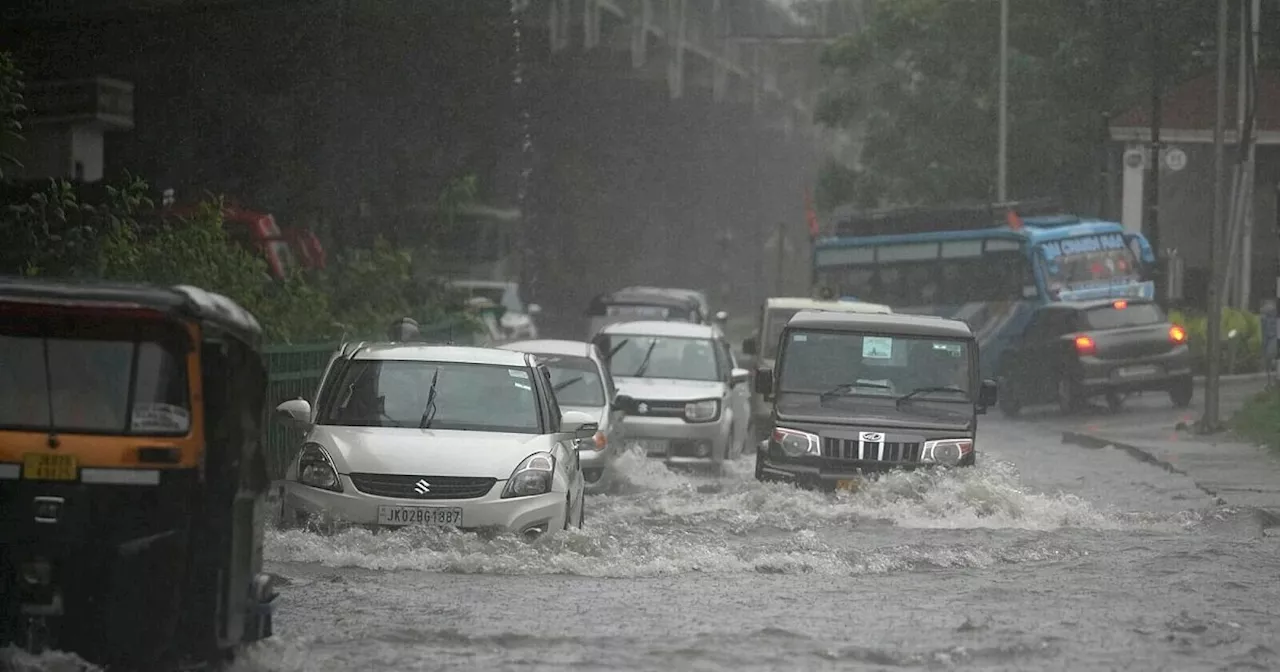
[632,339,659,378]
[819,380,891,403]
[894,386,969,410]
[554,376,584,392]
[419,367,441,429]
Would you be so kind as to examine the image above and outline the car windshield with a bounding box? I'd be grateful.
[1084,302,1164,330]
[778,329,972,400]
[0,315,191,435]
[597,334,720,381]
[537,354,606,407]
[318,360,541,434]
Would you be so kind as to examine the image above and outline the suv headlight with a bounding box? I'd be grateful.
[502,451,556,498]
[297,443,343,492]
[772,427,820,457]
[684,399,720,423]
[922,438,973,467]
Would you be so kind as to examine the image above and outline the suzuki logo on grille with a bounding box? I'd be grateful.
[413,479,431,494]
[637,403,649,414]
[859,432,884,442]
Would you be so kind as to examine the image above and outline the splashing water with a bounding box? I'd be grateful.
[263,445,1205,579]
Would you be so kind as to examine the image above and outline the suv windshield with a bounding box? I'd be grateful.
[537,354,606,407]
[319,360,541,434]
[597,334,720,381]
[1083,302,1164,330]
[778,329,972,400]
[0,316,191,435]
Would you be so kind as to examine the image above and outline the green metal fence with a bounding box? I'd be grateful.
[262,343,338,480]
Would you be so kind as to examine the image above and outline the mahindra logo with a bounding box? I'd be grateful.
[859,432,884,442]
[413,479,431,495]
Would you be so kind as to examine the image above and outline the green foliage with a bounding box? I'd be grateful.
[1230,388,1280,453]
[1168,308,1262,375]
[816,0,1219,209]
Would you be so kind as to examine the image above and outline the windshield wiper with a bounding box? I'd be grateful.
[553,376,584,392]
[895,386,969,409]
[819,380,891,403]
[419,368,441,429]
[605,338,630,360]
[632,339,659,378]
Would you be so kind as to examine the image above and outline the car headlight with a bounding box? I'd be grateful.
[296,443,343,492]
[684,399,720,423]
[502,451,556,498]
[772,427,820,457]
[922,438,973,467]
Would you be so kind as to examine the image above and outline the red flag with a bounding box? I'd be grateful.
[1005,209,1024,230]
[803,187,820,239]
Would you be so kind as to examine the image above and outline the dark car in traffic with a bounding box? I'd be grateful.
[995,298,1192,416]
[753,310,998,491]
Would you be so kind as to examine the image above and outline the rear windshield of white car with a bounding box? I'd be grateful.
[319,360,542,434]
[536,355,607,407]
[1082,303,1164,330]
[596,334,721,382]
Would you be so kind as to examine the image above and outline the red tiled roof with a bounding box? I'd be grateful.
[1110,70,1280,132]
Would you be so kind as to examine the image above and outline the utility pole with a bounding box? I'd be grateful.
[996,0,1009,203]
[1202,0,1229,432]
[775,221,786,295]
[1145,0,1163,304]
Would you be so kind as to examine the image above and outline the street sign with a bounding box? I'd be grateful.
[1164,147,1188,172]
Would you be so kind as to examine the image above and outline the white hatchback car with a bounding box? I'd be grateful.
[498,339,627,494]
[274,344,591,538]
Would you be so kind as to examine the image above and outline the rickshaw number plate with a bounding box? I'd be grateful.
[836,478,862,492]
[22,453,78,481]
[377,506,463,527]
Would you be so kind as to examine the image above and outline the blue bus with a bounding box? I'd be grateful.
[810,201,1157,378]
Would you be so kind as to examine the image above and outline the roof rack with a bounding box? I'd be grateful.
[829,197,1066,237]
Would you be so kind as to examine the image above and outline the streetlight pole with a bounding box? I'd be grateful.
[996,0,1008,203]
[1145,0,1163,304]
[1203,0,1229,432]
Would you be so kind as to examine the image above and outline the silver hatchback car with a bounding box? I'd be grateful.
[591,321,751,471]
[500,339,627,494]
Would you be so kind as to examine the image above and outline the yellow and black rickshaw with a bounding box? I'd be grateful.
[0,277,277,669]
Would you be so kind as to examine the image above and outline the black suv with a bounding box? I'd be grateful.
[753,310,998,491]
[995,298,1193,415]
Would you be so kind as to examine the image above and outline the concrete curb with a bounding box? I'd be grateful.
[1060,430,1225,503]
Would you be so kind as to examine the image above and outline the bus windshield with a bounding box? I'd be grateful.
[1037,233,1141,288]
[813,238,1034,306]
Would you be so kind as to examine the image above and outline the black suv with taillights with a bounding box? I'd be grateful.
[995,298,1192,415]
[752,310,998,489]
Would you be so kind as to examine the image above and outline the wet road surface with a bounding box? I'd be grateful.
[11,399,1280,672]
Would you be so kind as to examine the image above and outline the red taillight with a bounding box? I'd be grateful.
[1112,300,1128,310]
[1074,335,1097,356]
[1170,325,1187,344]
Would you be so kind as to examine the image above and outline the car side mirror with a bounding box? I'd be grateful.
[275,398,313,428]
[742,336,758,356]
[560,410,598,439]
[754,368,774,399]
[612,394,635,414]
[731,367,750,386]
[714,310,729,323]
[978,379,998,413]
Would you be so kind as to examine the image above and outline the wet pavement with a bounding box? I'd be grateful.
[10,384,1280,672]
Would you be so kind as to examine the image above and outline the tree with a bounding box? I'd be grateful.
[0,51,23,179]
[814,0,1220,211]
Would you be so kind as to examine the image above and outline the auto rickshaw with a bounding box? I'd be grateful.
[0,277,278,669]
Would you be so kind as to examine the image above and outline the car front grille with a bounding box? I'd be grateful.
[348,473,496,500]
[821,437,922,462]
[630,399,687,418]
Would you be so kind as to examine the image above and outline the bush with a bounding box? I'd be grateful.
[1168,307,1262,375]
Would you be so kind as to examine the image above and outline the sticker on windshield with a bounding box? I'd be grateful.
[862,336,893,359]
[508,369,528,379]
[131,403,191,433]
[792,334,808,342]
[932,342,962,356]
